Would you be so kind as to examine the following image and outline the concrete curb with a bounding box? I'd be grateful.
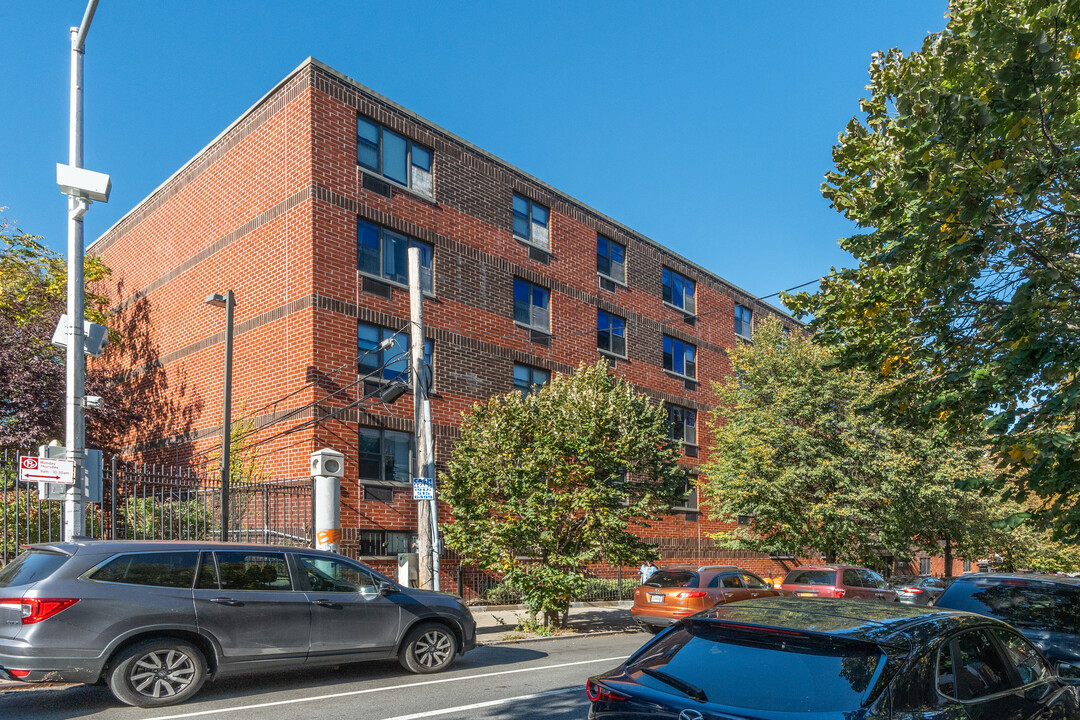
[468,600,633,613]
[478,628,642,646]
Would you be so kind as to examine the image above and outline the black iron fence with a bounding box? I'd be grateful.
[1,449,313,565]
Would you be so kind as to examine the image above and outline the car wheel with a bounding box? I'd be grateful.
[108,638,207,708]
[399,623,457,674]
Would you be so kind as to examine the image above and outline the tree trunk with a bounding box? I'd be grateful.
[825,549,836,564]
[943,534,953,578]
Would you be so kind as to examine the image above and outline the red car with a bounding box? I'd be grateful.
[781,564,898,602]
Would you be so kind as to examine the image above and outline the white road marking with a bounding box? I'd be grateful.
[380,686,579,720]
[146,655,626,720]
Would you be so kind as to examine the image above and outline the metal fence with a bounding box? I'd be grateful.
[1,449,313,565]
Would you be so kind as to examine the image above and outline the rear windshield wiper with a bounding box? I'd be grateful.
[640,667,708,702]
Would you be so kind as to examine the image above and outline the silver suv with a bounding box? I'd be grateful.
[0,540,476,707]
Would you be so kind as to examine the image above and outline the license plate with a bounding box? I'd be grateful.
[796,591,815,597]
[648,594,665,604]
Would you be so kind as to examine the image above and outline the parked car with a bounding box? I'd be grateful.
[630,565,781,634]
[781,564,899,602]
[0,540,476,707]
[935,573,1080,669]
[588,596,1080,719]
[890,574,950,606]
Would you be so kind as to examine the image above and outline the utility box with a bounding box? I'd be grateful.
[398,552,419,588]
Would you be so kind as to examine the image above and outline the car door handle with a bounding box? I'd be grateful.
[210,597,240,606]
[312,599,337,607]
[750,592,759,598]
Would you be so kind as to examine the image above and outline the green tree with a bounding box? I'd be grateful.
[784,0,1080,536]
[441,361,686,626]
[700,318,1000,567]
[0,209,127,450]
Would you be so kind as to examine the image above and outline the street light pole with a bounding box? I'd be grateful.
[206,291,235,542]
[62,0,100,542]
[408,247,439,590]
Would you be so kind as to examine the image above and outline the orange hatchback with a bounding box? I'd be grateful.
[630,565,781,633]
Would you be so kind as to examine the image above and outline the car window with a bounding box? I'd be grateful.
[741,573,769,589]
[214,552,293,591]
[860,569,887,590]
[785,569,836,586]
[0,550,69,588]
[994,629,1052,686]
[647,571,698,588]
[627,622,886,712]
[923,577,945,588]
[298,555,377,593]
[937,580,1080,635]
[938,639,956,698]
[843,569,862,587]
[90,552,199,588]
[952,629,1015,700]
[720,574,743,589]
[196,552,219,589]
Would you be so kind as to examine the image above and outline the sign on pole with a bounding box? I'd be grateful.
[19,456,76,485]
[412,477,434,501]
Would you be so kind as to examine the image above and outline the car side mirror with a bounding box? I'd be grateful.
[1057,662,1080,685]
[377,580,399,596]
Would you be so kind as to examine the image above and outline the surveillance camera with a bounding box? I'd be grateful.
[83,396,104,410]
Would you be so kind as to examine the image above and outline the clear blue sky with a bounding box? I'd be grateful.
[0,1,948,302]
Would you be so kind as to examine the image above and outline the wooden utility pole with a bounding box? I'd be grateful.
[409,247,439,590]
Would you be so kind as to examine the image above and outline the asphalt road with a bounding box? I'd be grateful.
[0,633,646,720]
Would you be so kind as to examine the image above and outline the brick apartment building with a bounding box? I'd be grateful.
[90,58,805,577]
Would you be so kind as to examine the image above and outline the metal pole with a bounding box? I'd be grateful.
[219,290,234,542]
[408,247,438,590]
[63,1,99,541]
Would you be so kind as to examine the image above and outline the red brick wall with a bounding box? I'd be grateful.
[91,60,799,561]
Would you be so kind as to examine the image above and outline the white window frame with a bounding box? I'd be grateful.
[513,278,550,331]
[512,193,550,250]
[663,335,697,380]
[662,267,696,314]
[357,220,434,293]
[356,115,434,197]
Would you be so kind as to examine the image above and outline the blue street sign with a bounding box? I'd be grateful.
[413,477,434,500]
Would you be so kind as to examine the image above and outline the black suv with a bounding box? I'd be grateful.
[935,573,1080,669]
[0,540,476,707]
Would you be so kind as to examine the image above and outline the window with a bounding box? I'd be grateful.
[90,552,198,588]
[358,322,432,382]
[859,569,888,589]
[947,629,1014,700]
[358,427,413,484]
[514,364,550,397]
[662,268,695,314]
[741,573,770,589]
[994,629,1052,686]
[920,557,932,575]
[663,335,697,379]
[512,193,550,250]
[356,116,433,196]
[597,310,626,357]
[673,476,698,510]
[209,552,293,592]
[357,220,433,292]
[513,278,550,331]
[843,569,862,587]
[667,405,697,446]
[298,554,378,593]
[734,304,753,339]
[359,531,415,557]
[964,560,972,572]
[596,235,625,283]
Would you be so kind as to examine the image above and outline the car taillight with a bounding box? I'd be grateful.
[676,591,708,598]
[634,588,640,596]
[8,670,30,678]
[0,598,79,624]
[586,679,629,702]
[903,587,924,593]
[835,589,846,598]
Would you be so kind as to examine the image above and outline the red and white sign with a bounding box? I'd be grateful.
[19,456,76,484]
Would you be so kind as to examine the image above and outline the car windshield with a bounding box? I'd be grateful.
[627,622,887,712]
[940,580,1080,634]
[645,571,697,588]
[890,576,920,587]
[786,570,836,586]
[0,550,69,588]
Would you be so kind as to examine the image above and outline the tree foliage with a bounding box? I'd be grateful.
[0,209,132,451]
[784,0,1080,536]
[700,318,1001,567]
[441,361,686,625]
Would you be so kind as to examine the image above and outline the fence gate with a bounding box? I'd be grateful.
[2,450,314,566]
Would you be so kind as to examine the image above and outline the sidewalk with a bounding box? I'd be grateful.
[0,601,641,693]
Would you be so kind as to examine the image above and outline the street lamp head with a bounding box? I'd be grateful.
[205,293,227,308]
[378,382,408,404]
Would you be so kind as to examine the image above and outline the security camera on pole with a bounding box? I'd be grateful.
[408,247,439,591]
[311,449,344,553]
[58,0,109,542]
